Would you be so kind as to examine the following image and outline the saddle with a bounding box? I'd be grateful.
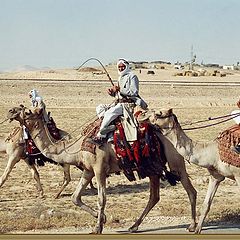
[81,117,169,182]
[113,121,168,181]
[217,124,240,167]
[80,118,102,154]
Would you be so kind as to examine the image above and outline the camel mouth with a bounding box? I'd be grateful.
[7,113,20,121]
[7,106,25,121]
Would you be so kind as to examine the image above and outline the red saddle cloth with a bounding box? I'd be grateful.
[217,124,240,167]
[80,118,168,181]
[113,121,167,181]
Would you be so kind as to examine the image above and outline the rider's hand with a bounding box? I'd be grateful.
[112,85,120,93]
[107,85,119,96]
[107,88,114,96]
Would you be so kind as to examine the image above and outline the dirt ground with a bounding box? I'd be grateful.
[0,66,239,235]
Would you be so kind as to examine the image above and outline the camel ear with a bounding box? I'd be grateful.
[34,108,43,115]
[25,109,32,116]
[168,108,173,114]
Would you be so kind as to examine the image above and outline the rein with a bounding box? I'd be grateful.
[181,112,240,128]
[0,118,8,125]
[181,112,240,131]
[157,112,240,131]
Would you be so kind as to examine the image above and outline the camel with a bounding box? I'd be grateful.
[152,108,240,234]
[7,105,197,234]
[0,123,94,199]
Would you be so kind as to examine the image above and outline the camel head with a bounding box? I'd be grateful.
[7,105,43,129]
[152,109,178,134]
[7,105,26,124]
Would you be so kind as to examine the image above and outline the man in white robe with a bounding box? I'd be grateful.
[90,58,148,146]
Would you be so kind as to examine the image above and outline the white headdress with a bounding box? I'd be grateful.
[117,58,130,76]
[29,89,42,107]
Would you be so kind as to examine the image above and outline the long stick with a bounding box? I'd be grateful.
[76,57,114,86]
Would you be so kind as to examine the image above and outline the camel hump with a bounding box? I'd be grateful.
[217,124,240,167]
[5,127,23,142]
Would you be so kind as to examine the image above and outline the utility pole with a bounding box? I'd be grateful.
[190,45,193,70]
[189,45,196,70]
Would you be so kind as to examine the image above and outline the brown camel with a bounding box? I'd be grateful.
[153,108,240,234]
[0,124,94,199]
[7,105,197,234]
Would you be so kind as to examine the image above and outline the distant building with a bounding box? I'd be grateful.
[174,64,184,69]
[222,65,235,70]
[203,63,220,68]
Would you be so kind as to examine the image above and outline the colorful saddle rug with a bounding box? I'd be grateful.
[217,124,240,167]
[80,118,169,181]
[80,118,102,154]
[113,121,168,181]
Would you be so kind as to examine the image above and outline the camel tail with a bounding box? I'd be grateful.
[0,138,7,153]
[164,170,181,186]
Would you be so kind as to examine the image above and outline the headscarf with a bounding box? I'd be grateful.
[117,58,130,77]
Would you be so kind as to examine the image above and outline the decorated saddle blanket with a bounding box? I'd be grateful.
[113,121,168,181]
[80,118,102,154]
[80,117,168,181]
[217,124,240,167]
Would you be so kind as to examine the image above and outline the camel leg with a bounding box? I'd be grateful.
[195,173,224,234]
[71,169,98,218]
[180,171,197,232]
[24,159,44,198]
[129,175,160,233]
[0,156,21,187]
[89,180,96,190]
[91,170,107,234]
[235,176,240,187]
[159,134,197,232]
[54,164,71,199]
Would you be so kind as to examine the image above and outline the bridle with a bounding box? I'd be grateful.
[20,108,85,155]
[155,112,177,135]
[19,108,45,140]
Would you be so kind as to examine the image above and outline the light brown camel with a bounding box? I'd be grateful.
[0,124,94,199]
[7,105,197,234]
[153,108,240,234]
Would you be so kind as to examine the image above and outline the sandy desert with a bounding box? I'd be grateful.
[0,63,239,236]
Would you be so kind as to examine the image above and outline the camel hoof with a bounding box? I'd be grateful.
[128,225,138,233]
[54,194,61,199]
[194,227,202,234]
[187,223,196,232]
[90,226,102,234]
[38,193,45,199]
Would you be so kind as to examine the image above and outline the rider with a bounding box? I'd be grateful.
[23,89,50,140]
[90,58,148,146]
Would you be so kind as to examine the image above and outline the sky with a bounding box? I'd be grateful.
[0,0,240,71]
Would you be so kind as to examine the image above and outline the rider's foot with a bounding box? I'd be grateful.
[100,125,116,135]
[88,136,105,146]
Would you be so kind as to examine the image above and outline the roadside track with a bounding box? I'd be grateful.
[1,78,240,87]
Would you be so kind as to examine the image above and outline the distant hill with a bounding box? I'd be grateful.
[2,65,51,73]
